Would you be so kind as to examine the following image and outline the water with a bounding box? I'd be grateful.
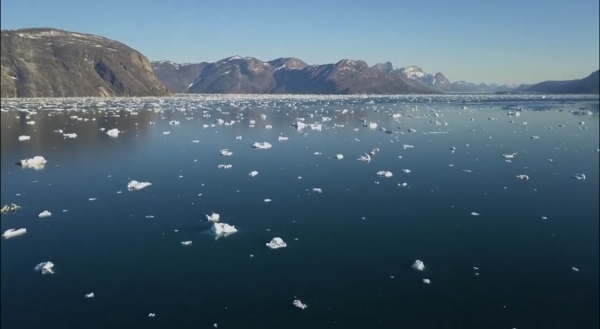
[1,94,599,329]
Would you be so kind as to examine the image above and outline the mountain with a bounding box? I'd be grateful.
[151,61,208,93]
[371,62,396,73]
[1,28,170,98]
[391,66,453,92]
[522,70,599,94]
[182,57,437,94]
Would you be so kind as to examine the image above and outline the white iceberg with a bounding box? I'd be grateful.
[220,149,233,156]
[18,135,30,141]
[181,241,192,246]
[572,174,586,180]
[217,164,232,169]
[252,142,272,149]
[293,299,307,309]
[412,260,425,271]
[358,154,371,163]
[34,261,55,274]
[423,279,431,284]
[402,169,411,174]
[368,122,378,129]
[249,171,258,177]
[312,188,323,193]
[211,222,238,235]
[206,213,220,222]
[377,171,393,178]
[293,121,306,130]
[20,156,47,169]
[63,133,77,139]
[515,175,529,180]
[127,180,152,191]
[572,267,579,272]
[403,144,414,149]
[38,210,52,218]
[266,237,287,249]
[85,292,95,298]
[335,154,343,160]
[2,228,27,239]
[106,128,120,137]
[471,212,480,216]
[278,136,289,141]
[169,120,180,125]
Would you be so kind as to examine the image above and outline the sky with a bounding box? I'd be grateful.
[1,0,598,85]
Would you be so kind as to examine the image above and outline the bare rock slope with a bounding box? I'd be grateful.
[1,28,170,98]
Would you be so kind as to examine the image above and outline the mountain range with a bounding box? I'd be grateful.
[1,28,597,98]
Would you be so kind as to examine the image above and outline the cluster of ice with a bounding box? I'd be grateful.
[2,228,27,239]
[220,149,233,156]
[0,203,20,214]
[515,175,529,180]
[206,213,220,222]
[211,222,238,235]
[358,154,371,163]
[217,164,232,169]
[377,171,393,178]
[266,237,287,249]
[20,156,47,169]
[127,180,152,191]
[252,142,272,149]
[34,261,55,274]
[293,300,307,309]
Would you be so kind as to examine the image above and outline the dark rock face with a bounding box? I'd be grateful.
[150,61,208,93]
[371,62,396,73]
[185,58,437,94]
[389,66,452,92]
[523,70,599,93]
[1,28,170,98]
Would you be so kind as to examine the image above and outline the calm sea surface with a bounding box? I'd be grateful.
[1,94,599,329]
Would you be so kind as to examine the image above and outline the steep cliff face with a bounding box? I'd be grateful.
[1,28,170,98]
[151,61,209,93]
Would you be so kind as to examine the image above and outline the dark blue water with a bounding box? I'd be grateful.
[1,95,599,329]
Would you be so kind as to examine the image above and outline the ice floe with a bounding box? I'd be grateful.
[293,299,307,309]
[38,210,52,218]
[127,180,152,191]
[34,261,55,274]
[206,213,220,222]
[2,228,27,239]
[412,260,425,271]
[252,142,272,149]
[106,128,120,137]
[19,156,47,169]
[266,237,287,249]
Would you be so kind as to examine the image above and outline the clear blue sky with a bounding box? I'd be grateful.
[1,0,598,85]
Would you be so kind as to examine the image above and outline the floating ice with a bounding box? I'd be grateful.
[252,142,272,149]
[206,213,220,222]
[471,212,480,216]
[515,175,529,180]
[423,279,431,284]
[181,241,192,246]
[403,144,414,149]
[572,174,586,180]
[127,180,152,191]
[293,121,306,130]
[106,128,120,137]
[249,171,258,177]
[335,154,344,160]
[358,154,371,163]
[148,313,155,317]
[293,299,307,309]
[402,169,411,174]
[38,210,52,218]
[278,136,289,141]
[398,183,408,187]
[264,125,273,129]
[264,199,272,202]
[235,136,242,140]
[412,260,425,271]
[2,228,27,239]
[377,171,393,178]
[572,267,579,272]
[63,133,77,138]
[220,149,233,156]
[266,237,287,249]
[211,222,238,235]
[20,156,47,169]
[502,153,516,159]
[18,135,30,141]
[34,261,55,274]
[312,188,323,193]
[368,122,378,129]
[85,292,95,298]
[0,203,20,214]
[169,120,180,125]
[217,164,232,169]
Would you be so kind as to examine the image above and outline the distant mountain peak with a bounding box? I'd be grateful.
[371,62,397,72]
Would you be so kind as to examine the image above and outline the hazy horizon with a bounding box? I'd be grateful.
[1,0,598,85]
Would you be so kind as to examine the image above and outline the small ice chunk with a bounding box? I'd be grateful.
[266,237,287,249]
[127,180,151,191]
[20,156,47,169]
[471,212,480,216]
[377,171,393,178]
[423,279,431,284]
[335,154,343,160]
[249,171,258,177]
[34,261,55,274]
[169,120,180,125]
[148,313,155,317]
[252,142,272,149]
[2,228,27,239]
[217,164,232,169]
[278,136,289,141]
[206,213,220,222]
[515,175,529,180]
[38,210,52,218]
[85,292,95,298]
[235,136,242,140]
[312,188,323,193]
[358,154,371,163]
[403,144,414,149]
[18,135,30,141]
[220,149,233,156]
[572,174,586,180]
[181,241,192,246]
[211,222,238,234]
[368,122,378,129]
[402,169,411,174]
[264,199,272,202]
[63,133,77,139]
[412,260,425,271]
[106,128,120,137]
[572,267,579,272]
[398,182,408,187]
[293,299,307,309]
